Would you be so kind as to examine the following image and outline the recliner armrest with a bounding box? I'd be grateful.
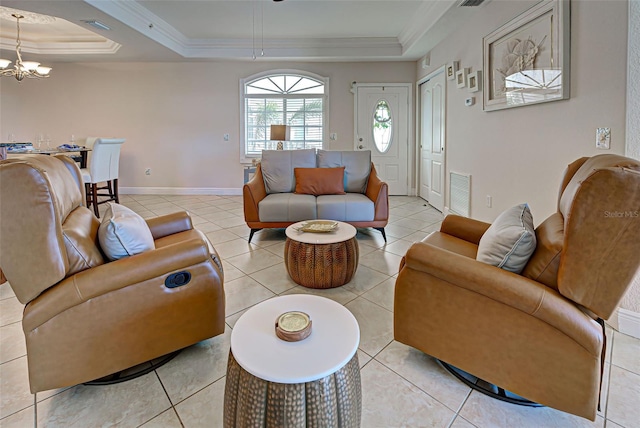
[440,215,491,245]
[146,211,193,239]
[23,237,216,332]
[401,242,603,356]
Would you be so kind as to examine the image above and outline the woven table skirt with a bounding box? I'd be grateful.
[284,237,359,289]
[224,351,361,428]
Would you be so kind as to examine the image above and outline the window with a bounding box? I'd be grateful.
[241,71,328,161]
[372,99,392,153]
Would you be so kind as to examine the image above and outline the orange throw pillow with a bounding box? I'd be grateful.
[294,167,346,196]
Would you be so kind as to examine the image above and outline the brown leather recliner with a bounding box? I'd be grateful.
[394,154,640,421]
[0,155,225,393]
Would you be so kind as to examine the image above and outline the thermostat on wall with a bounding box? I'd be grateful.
[465,97,475,107]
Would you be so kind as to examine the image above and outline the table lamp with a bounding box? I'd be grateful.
[270,125,290,150]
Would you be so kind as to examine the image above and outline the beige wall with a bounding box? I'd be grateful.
[0,61,415,192]
[417,0,636,320]
[417,0,628,224]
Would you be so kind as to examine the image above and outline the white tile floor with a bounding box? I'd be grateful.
[1,195,639,428]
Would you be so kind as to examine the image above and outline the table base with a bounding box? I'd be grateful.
[224,351,361,428]
[285,237,358,289]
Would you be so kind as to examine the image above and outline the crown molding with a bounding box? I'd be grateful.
[0,37,121,55]
[398,0,458,53]
[183,37,402,59]
[84,0,187,55]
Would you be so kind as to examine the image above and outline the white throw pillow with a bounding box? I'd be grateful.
[476,203,537,274]
[98,203,155,261]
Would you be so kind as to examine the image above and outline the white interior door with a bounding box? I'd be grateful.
[355,85,409,195]
[419,72,446,212]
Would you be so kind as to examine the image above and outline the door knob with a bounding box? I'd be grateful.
[358,145,364,149]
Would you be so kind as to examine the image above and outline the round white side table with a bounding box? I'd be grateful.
[224,294,361,427]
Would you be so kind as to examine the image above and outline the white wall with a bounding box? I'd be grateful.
[417,0,628,224]
[627,0,640,160]
[0,61,415,193]
[620,0,640,323]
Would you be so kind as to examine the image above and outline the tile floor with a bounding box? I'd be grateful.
[1,195,639,428]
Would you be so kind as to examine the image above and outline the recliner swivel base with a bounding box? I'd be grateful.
[84,350,181,386]
[438,360,543,407]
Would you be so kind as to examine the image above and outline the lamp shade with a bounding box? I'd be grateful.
[21,61,40,71]
[36,66,52,75]
[270,125,290,141]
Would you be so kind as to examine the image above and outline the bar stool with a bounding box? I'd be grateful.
[81,138,125,217]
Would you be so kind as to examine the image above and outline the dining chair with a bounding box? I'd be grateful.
[81,138,125,217]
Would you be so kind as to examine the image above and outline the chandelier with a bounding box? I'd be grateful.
[0,13,52,81]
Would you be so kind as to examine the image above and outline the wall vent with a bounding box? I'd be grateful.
[449,172,471,217]
[459,0,486,7]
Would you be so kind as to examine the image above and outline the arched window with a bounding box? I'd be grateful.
[241,70,328,161]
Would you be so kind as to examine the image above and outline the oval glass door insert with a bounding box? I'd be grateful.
[373,100,392,153]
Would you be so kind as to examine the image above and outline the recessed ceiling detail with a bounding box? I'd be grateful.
[0,0,483,62]
[0,7,56,24]
[0,6,121,56]
[85,0,459,61]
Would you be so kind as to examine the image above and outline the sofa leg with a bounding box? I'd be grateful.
[375,227,387,242]
[248,229,261,243]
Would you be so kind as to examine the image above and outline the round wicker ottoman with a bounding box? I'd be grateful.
[284,221,359,289]
[224,295,361,428]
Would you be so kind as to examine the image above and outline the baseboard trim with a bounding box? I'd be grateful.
[120,187,242,196]
[618,308,640,339]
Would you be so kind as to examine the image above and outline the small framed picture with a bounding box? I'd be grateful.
[468,70,482,92]
[456,68,469,89]
[446,61,459,81]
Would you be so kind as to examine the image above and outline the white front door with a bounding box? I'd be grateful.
[355,85,409,195]
[419,71,446,212]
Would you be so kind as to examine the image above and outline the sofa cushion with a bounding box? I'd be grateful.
[261,149,317,194]
[476,203,537,274]
[259,193,317,222]
[521,212,564,290]
[317,194,375,222]
[294,167,346,196]
[98,203,156,261]
[317,150,371,193]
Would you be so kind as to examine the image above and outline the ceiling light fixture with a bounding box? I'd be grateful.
[0,14,52,82]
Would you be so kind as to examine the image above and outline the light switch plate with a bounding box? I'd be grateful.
[596,128,610,149]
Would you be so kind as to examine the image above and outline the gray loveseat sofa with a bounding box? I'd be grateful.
[243,149,389,242]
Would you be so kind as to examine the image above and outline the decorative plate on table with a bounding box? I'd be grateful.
[275,311,312,342]
[295,220,339,233]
